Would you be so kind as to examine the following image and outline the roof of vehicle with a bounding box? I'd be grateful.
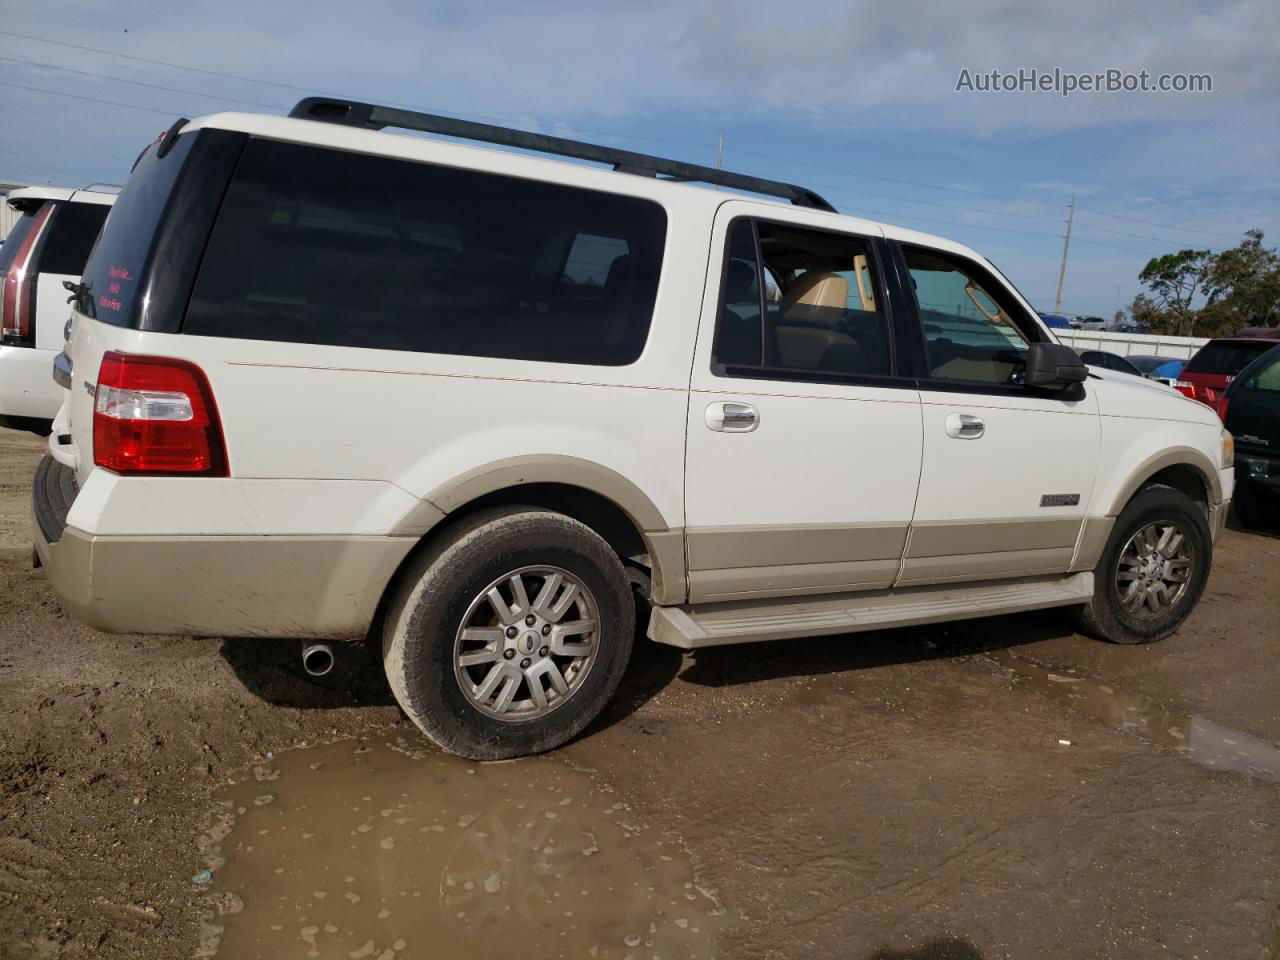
[6,184,119,209]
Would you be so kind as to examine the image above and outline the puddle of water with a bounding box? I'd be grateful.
[992,650,1280,783]
[195,738,726,960]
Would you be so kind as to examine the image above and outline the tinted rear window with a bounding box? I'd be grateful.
[1185,340,1274,376]
[79,133,198,327]
[0,209,36,274]
[39,202,110,276]
[184,138,668,365]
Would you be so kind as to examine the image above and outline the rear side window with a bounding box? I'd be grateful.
[38,202,110,276]
[1185,340,1274,376]
[80,133,199,328]
[184,139,668,366]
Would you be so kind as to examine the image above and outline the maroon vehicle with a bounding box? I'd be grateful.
[1181,334,1280,408]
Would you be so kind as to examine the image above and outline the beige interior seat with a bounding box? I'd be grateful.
[769,271,860,370]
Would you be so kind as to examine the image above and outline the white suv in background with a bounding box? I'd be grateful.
[0,185,116,434]
[34,100,1234,760]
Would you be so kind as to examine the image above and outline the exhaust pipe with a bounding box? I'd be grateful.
[301,641,335,677]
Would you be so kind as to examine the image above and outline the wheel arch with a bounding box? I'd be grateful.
[371,457,687,642]
[1105,447,1220,518]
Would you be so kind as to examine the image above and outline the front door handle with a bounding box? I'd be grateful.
[945,413,984,439]
[705,401,759,433]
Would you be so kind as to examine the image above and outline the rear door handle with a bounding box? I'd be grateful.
[705,401,759,433]
[945,413,984,439]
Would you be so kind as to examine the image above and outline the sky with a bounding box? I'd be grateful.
[0,0,1276,318]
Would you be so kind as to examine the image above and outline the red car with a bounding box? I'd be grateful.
[1180,335,1280,408]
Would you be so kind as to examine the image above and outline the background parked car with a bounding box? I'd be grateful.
[1037,311,1073,329]
[1181,336,1280,409]
[1219,343,1280,530]
[1077,349,1144,377]
[1127,354,1190,391]
[0,185,116,435]
[1072,315,1108,330]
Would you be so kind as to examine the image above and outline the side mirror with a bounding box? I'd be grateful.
[1025,341,1088,390]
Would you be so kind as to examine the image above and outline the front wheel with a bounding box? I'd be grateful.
[1071,484,1212,644]
[382,508,635,760]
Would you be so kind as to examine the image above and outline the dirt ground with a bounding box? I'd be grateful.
[1,425,1277,960]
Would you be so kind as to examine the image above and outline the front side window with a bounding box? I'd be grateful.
[185,139,668,366]
[905,246,1035,385]
[712,219,893,379]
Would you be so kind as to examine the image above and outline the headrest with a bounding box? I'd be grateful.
[782,272,848,327]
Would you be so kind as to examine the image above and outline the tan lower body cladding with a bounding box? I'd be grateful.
[685,517,1098,602]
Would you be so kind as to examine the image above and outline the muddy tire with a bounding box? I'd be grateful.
[382,508,635,760]
[1071,484,1212,644]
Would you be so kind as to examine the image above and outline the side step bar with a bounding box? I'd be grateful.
[648,573,1094,649]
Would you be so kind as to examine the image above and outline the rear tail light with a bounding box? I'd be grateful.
[1,204,55,343]
[1173,381,1196,399]
[1217,396,1230,422]
[93,351,228,475]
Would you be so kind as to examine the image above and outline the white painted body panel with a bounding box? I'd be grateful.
[913,388,1100,525]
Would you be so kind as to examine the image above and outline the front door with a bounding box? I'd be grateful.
[893,241,1101,585]
[683,204,923,604]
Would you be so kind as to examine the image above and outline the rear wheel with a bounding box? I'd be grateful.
[382,508,635,760]
[1072,484,1211,644]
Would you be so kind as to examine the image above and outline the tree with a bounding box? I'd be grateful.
[1137,248,1213,336]
[1132,230,1280,338]
[1200,229,1280,332]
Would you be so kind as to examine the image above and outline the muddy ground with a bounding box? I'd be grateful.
[0,425,1277,960]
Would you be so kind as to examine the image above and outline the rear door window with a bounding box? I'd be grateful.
[38,202,110,276]
[710,218,895,380]
[184,139,668,366]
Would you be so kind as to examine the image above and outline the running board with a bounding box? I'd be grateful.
[648,573,1094,649]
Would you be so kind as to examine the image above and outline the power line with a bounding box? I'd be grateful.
[0,54,284,110]
[1075,205,1243,243]
[0,79,176,115]
[0,27,318,94]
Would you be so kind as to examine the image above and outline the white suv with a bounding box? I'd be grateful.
[1,185,116,434]
[34,100,1234,759]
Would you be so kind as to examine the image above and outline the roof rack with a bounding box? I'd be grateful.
[288,97,837,213]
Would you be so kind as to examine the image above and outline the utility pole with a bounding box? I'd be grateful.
[716,131,724,170]
[1053,194,1075,315]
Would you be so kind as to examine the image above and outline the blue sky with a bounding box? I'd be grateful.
[1,0,1276,318]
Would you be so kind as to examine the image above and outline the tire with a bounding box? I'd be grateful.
[1071,484,1212,645]
[382,507,635,760]
[1233,482,1278,531]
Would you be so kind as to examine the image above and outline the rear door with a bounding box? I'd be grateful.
[894,241,1101,586]
[683,203,923,603]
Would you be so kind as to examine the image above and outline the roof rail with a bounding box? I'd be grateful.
[287,97,837,213]
[81,182,122,194]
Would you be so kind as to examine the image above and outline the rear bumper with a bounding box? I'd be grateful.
[0,344,61,420]
[33,456,416,638]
